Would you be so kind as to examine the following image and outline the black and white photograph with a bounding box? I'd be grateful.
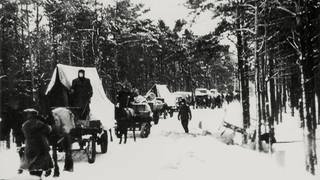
[0,0,320,179]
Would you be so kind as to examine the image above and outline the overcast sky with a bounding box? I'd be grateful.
[98,0,235,54]
[100,0,218,35]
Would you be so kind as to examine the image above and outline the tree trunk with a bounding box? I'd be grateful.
[317,93,320,124]
[295,1,317,175]
[253,1,262,151]
[236,3,250,143]
[26,3,35,103]
[269,56,276,153]
[283,76,287,113]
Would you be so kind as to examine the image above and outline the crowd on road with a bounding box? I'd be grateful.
[178,90,240,110]
[0,69,240,179]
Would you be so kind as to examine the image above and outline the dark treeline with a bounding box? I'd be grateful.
[187,0,320,174]
[0,0,235,111]
[1,0,320,175]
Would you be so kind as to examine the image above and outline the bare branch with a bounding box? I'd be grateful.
[311,33,320,42]
[235,28,255,35]
[245,10,255,16]
[240,3,256,10]
[265,71,279,82]
[257,40,264,53]
[277,6,296,16]
[291,30,300,52]
[286,37,301,55]
[0,75,7,79]
[267,31,279,41]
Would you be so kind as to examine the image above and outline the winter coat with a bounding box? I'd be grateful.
[21,118,53,171]
[117,89,133,108]
[70,77,93,108]
[70,77,93,119]
[178,104,192,121]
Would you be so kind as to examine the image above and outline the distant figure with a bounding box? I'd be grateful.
[178,99,192,133]
[226,92,233,104]
[215,95,223,108]
[70,69,93,120]
[234,92,240,101]
[20,109,53,178]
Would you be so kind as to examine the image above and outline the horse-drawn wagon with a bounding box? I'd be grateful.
[46,64,115,164]
[114,95,153,143]
[145,92,166,124]
[146,84,177,118]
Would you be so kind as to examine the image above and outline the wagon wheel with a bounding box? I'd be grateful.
[100,131,108,154]
[86,136,96,164]
[140,122,150,138]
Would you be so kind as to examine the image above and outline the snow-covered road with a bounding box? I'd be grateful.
[1,103,318,180]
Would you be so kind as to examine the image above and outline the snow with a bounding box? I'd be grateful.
[1,102,319,180]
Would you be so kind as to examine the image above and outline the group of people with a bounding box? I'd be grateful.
[1,69,195,178]
[193,91,240,109]
[115,82,193,134]
[0,69,94,178]
[194,94,223,109]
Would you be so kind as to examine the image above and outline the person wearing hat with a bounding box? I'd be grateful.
[20,109,53,178]
[70,69,93,120]
[178,99,192,133]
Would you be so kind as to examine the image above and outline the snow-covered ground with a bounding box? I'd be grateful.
[1,102,319,180]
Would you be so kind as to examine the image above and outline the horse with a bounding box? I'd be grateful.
[115,107,136,144]
[49,107,75,177]
[15,108,74,177]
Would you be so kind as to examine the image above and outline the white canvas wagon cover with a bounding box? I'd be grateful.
[146,84,176,107]
[45,64,115,130]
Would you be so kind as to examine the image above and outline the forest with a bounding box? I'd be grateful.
[1,0,320,175]
[186,0,320,174]
[0,0,235,105]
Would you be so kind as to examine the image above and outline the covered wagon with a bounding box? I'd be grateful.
[45,64,115,163]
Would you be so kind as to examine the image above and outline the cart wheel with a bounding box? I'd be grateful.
[140,123,150,138]
[100,131,108,154]
[153,112,159,125]
[87,137,96,164]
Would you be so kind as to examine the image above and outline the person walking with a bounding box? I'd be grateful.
[178,99,192,133]
[20,109,53,178]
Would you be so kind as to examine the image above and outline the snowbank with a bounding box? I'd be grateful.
[1,105,318,180]
[196,100,320,176]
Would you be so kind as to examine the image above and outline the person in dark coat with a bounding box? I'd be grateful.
[20,109,53,178]
[115,83,133,108]
[178,99,192,133]
[70,69,93,120]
